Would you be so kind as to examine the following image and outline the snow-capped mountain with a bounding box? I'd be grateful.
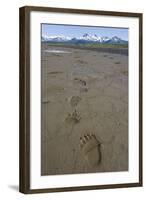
[42,33,128,44]
[80,33,102,41]
[42,34,71,42]
[79,33,110,43]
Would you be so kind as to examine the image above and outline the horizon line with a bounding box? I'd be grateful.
[42,33,128,41]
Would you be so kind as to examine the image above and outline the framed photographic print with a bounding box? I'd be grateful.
[19,6,143,194]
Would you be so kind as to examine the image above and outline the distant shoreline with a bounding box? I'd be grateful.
[42,42,128,56]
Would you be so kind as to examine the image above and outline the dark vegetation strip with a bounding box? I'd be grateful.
[42,42,128,56]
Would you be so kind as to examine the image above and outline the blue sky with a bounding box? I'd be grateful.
[42,24,128,41]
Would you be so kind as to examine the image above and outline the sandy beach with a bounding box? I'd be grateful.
[41,43,128,175]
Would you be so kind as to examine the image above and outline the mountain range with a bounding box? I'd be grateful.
[42,33,128,44]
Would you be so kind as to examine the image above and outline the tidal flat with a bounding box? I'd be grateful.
[41,43,128,175]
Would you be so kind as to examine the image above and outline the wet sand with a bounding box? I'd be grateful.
[41,44,128,175]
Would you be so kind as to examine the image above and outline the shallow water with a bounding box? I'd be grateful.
[43,49,72,54]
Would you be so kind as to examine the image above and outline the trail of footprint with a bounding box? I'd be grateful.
[80,134,101,167]
[68,96,82,107]
[74,77,87,86]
